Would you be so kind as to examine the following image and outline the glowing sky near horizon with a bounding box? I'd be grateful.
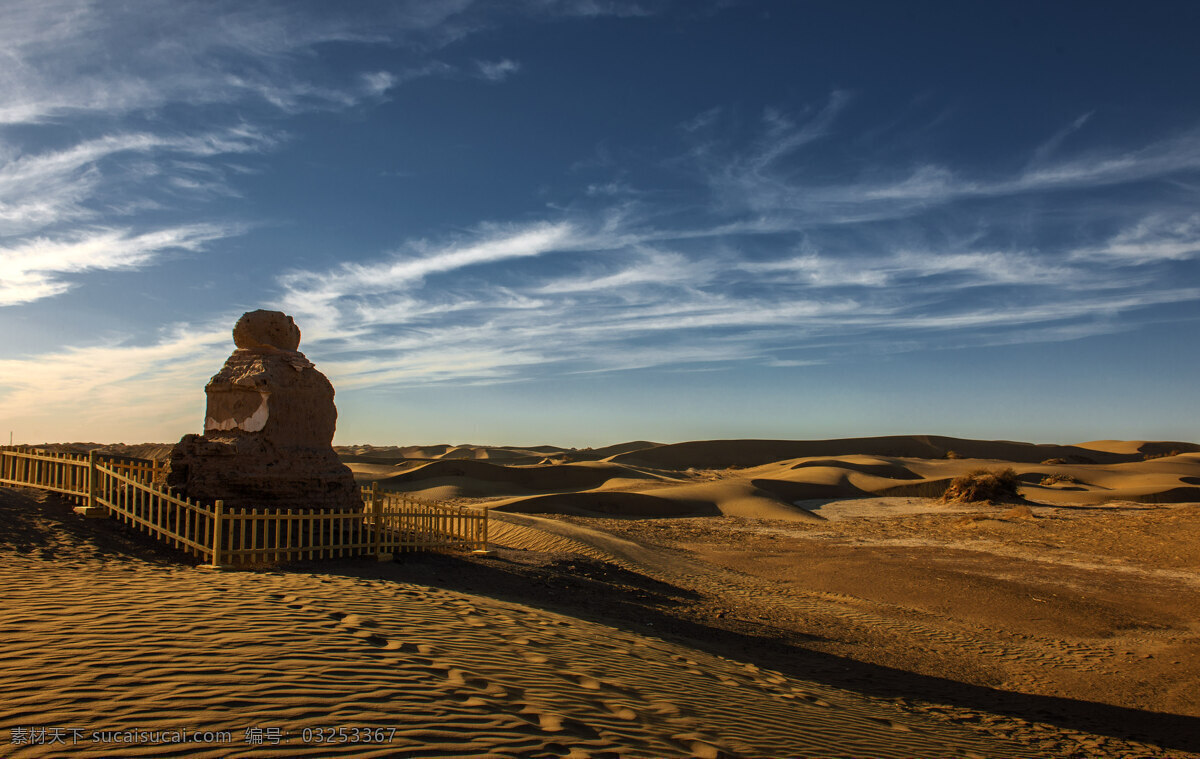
[1,0,1198,447]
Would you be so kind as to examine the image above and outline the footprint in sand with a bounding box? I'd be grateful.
[514,708,600,738]
[865,716,912,733]
[601,700,638,720]
[647,700,698,719]
[448,693,492,707]
[568,673,603,690]
[507,635,544,646]
[382,640,416,651]
[357,633,388,647]
[538,742,573,758]
[277,600,399,651]
[444,668,495,690]
[327,611,391,648]
[792,690,833,707]
[668,733,724,759]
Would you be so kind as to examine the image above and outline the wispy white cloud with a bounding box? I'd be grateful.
[15,199,1187,431]
[695,101,1200,228]
[1027,111,1093,167]
[585,180,640,197]
[7,9,1200,446]
[0,127,275,234]
[0,321,231,442]
[750,95,851,173]
[524,0,664,18]
[0,125,265,308]
[0,1,632,321]
[862,287,1200,332]
[0,224,237,306]
[1071,213,1200,263]
[360,71,398,97]
[0,0,481,124]
[891,250,1078,284]
[535,246,711,293]
[680,106,721,133]
[0,1,635,125]
[277,221,581,341]
[476,59,521,81]
[256,153,1200,390]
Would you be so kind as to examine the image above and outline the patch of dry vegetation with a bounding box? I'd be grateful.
[1040,473,1079,486]
[1144,449,1181,460]
[940,467,1021,503]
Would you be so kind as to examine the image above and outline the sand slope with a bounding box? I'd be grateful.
[0,488,1020,758]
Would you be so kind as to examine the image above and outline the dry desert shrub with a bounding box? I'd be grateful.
[945,450,962,459]
[1040,473,1078,486]
[940,467,1021,503]
[1144,449,1181,460]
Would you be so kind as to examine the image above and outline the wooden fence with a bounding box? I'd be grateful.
[0,446,487,568]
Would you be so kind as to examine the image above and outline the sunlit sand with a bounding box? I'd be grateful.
[2,435,1198,757]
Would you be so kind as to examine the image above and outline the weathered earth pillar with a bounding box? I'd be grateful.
[163,310,361,511]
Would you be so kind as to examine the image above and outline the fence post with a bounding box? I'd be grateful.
[205,500,233,570]
[73,450,108,518]
[372,481,391,562]
[471,506,491,555]
[88,450,96,509]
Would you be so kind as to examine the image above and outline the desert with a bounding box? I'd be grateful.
[5,3,1200,758]
[2,434,1198,757]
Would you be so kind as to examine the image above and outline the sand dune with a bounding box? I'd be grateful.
[605,435,1196,469]
[0,488,1025,758]
[568,440,663,460]
[39,435,1200,515]
[354,460,661,503]
[334,444,573,467]
[338,436,1200,517]
[8,433,1199,757]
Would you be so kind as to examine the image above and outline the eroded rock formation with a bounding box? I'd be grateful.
[163,310,362,511]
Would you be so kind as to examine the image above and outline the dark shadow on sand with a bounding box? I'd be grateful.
[8,486,1195,754]
[305,549,1200,755]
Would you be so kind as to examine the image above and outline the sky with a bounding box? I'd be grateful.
[1,0,1198,447]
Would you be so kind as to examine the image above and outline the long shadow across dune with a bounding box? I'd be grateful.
[308,550,1200,755]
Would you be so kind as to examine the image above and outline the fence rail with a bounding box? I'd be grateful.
[0,446,487,568]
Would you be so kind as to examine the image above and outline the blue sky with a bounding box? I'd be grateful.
[2,0,1198,446]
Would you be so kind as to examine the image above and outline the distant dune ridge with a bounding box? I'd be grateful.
[316,435,1200,519]
[41,435,1200,517]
